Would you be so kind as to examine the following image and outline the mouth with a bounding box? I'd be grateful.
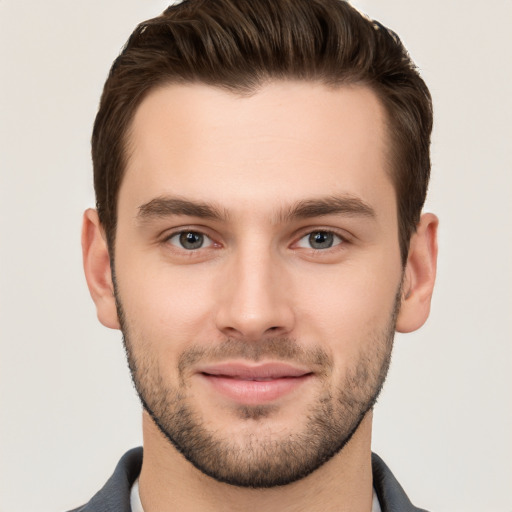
[196,362,314,405]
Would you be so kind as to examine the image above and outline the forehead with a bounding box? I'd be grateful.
[121,81,395,219]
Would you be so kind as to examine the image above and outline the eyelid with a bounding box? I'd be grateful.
[162,226,219,250]
[292,227,352,246]
[169,232,213,249]
[296,230,344,250]
[159,225,352,252]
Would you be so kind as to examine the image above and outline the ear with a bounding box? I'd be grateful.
[396,213,438,333]
[81,209,120,330]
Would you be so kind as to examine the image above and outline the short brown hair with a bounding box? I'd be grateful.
[92,0,433,264]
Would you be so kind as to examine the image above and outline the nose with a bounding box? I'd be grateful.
[214,245,295,341]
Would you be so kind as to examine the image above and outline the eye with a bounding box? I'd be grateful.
[296,230,343,250]
[167,231,213,250]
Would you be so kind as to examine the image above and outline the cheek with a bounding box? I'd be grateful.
[115,254,219,356]
[293,262,400,363]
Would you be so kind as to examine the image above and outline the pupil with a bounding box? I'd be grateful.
[309,231,333,249]
[180,232,203,249]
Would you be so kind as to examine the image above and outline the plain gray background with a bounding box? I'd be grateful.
[1,1,511,511]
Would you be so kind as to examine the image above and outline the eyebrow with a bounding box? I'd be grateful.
[137,197,230,222]
[136,194,375,224]
[278,195,376,223]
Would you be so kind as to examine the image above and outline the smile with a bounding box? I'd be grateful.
[196,362,314,405]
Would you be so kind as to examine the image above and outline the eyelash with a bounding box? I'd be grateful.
[295,230,346,251]
[163,227,349,254]
[165,230,216,251]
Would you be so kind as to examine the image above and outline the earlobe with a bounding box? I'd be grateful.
[81,209,120,330]
[396,213,438,333]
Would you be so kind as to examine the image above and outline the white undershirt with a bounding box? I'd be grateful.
[371,487,382,512]
[130,478,382,512]
[130,478,144,512]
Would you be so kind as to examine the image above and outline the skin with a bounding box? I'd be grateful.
[82,81,438,511]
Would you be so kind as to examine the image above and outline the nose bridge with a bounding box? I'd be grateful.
[215,236,294,339]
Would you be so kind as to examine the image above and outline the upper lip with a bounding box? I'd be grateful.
[197,362,312,380]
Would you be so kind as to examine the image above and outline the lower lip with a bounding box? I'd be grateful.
[199,374,313,405]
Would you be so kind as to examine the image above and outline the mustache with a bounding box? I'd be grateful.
[177,337,333,376]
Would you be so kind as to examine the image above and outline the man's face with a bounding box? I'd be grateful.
[113,82,404,487]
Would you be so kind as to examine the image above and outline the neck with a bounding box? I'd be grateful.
[138,410,374,512]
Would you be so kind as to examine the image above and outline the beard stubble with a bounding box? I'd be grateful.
[115,287,399,488]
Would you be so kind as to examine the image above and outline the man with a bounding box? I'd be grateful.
[75,0,438,510]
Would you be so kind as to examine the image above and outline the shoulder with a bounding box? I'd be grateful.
[372,453,429,512]
[66,447,143,512]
